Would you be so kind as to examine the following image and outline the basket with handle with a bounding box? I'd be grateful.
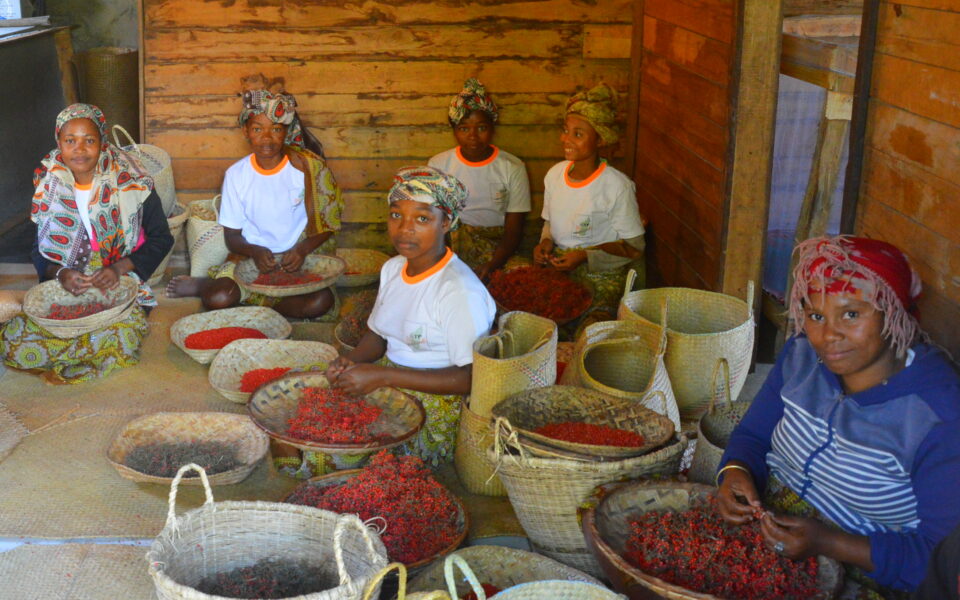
[453,398,507,496]
[364,562,451,600]
[185,196,229,278]
[112,124,177,217]
[558,319,648,386]
[618,272,755,419]
[147,464,390,600]
[23,277,139,339]
[146,201,189,286]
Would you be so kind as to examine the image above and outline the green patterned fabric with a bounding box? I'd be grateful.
[450,223,530,272]
[388,166,467,231]
[448,78,499,126]
[565,83,621,145]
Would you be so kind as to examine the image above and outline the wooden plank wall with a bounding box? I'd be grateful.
[857,0,960,357]
[141,0,633,252]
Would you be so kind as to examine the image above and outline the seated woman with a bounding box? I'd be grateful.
[717,236,960,598]
[1,103,174,384]
[166,85,341,319]
[326,166,496,467]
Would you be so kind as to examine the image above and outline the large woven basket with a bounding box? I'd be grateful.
[23,277,139,339]
[186,196,228,278]
[148,465,389,600]
[208,339,339,404]
[106,412,269,486]
[248,371,425,455]
[170,306,292,364]
[453,399,506,496]
[618,273,755,419]
[560,319,652,386]
[470,311,558,418]
[284,468,469,569]
[488,419,687,578]
[492,386,675,459]
[687,359,753,485]
[580,481,843,599]
[112,124,178,216]
[146,201,189,286]
[235,253,347,298]
[336,248,390,288]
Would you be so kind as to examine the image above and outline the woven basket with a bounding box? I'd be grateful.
[364,562,450,600]
[186,196,228,278]
[284,468,470,569]
[560,319,651,386]
[336,248,390,288]
[170,306,292,364]
[106,412,269,486]
[23,277,139,339]
[147,201,189,286]
[235,253,347,298]
[208,339,339,404]
[491,386,675,459]
[496,581,625,600]
[687,359,753,485]
[334,319,365,354]
[112,125,178,216]
[470,311,558,418]
[618,273,755,419]
[488,419,687,578]
[453,399,507,497]
[406,545,603,598]
[148,464,389,600]
[580,480,843,599]
[248,371,425,455]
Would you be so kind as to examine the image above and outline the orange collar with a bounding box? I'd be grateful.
[456,146,498,167]
[564,160,606,188]
[250,154,289,176]
[402,247,453,284]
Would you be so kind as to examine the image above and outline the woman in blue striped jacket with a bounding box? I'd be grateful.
[717,236,960,598]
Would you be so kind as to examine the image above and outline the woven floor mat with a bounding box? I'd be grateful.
[0,401,28,463]
[0,544,154,600]
[0,414,299,538]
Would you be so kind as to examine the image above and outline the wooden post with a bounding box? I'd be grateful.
[623,0,644,180]
[52,27,78,104]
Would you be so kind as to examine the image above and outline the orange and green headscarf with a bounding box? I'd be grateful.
[565,83,621,146]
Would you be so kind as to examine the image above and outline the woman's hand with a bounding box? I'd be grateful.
[58,268,92,296]
[533,239,554,266]
[330,363,387,395]
[550,250,587,272]
[252,246,277,273]
[760,513,827,560]
[90,265,121,291]
[324,356,354,382]
[280,244,308,273]
[475,261,495,283]
[717,466,763,525]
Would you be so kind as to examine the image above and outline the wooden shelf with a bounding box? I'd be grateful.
[781,16,860,92]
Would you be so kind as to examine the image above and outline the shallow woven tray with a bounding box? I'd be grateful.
[492,386,675,459]
[336,248,390,287]
[23,277,139,339]
[284,468,469,569]
[235,253,346,297]
[248,371,425,454]
[106,412,270,486]
[170,306,292,364]
[208,339,339,403]
[491,284,593,327]
[581,481,843,600]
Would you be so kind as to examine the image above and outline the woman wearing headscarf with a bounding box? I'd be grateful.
[166,86,342,319]
[1,103,173,383]
[532,83,645,326]
[428,78,531,281]
[326,166,496,467]
[717,236,960,598]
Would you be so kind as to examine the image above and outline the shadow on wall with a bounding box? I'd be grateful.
[46,0,138,52]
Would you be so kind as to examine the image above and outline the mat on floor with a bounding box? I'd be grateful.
[0,401,27,462]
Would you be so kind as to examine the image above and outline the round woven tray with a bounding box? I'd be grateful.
[235,253,346,297]
[24,277,139,339]
[106,412,270,486]
[284,468,469,569]
[170,306,292,364]
[335,248,389,288]
[580,481,843,600]
[488,267,593,326]
[248,371,425,455]
[208,339,339,404]
[492,386,674,459]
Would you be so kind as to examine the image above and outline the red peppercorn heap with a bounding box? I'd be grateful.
[195,558,331,599]
[534,422,645,447]
[286,451,461,564]
[252,270,324,286]
[625,498,820,599]
[184,327,267,350]
[47,301,111,320]
[286,387,384,444]
[240,367,292,393]
[461,583,502,599]
[487,266,591,322]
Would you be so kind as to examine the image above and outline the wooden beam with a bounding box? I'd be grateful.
[784,0,864,17]
[52,27,78,104]
[624,0,644,180]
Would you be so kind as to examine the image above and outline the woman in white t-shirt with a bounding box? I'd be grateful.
[533,83,645,323]
[326,166,496,466]
[428,78,531,281]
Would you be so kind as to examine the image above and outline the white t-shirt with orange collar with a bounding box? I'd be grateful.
[367,249,496,369]
[541,160,645,249]
[428,146,531,227]
[219,154,306,253]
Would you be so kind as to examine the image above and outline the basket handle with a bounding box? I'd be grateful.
[622,268,640,299]
[708,358,732,413]
[656,297,669,356]
[165,463,214,530]
[111,124,141,156]
[745,280,756,314]
[643,389,669,418]
[444,554,487,600]
[334,514,384,592]
[491,416,528,463]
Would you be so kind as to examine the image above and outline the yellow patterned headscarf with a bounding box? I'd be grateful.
[565,83,621,145]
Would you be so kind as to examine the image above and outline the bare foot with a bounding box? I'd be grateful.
[166,275,208,298]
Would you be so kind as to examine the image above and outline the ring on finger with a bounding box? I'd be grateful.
[774,541,785,554]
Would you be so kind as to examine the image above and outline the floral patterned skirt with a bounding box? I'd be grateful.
[450,223,530,272]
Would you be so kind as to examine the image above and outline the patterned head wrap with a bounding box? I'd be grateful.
[238,89,305,148]
[448,78,499,127]
[565,83,621,146]
[387,166,467,231]
[789,236,924,358]
[55,102,107,145]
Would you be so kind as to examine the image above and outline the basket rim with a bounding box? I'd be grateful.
[170,306,293,356]
[235,254,346,296]
[620,287,753,338]
[208,338,339,399]
[24,277,139,331]
[335,248,390,287]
